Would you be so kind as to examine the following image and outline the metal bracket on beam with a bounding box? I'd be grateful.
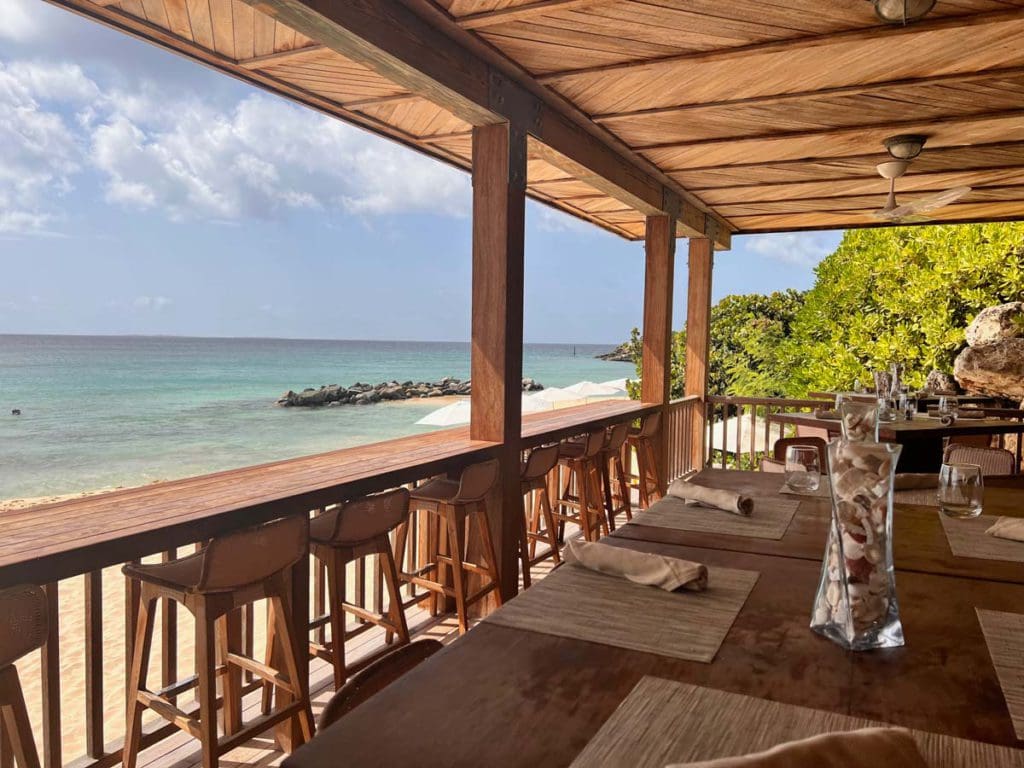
[488,70,542,137]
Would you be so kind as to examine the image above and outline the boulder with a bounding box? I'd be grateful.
[965,302,1024,347]
[954,338,1024,399]
[924,370,959,394]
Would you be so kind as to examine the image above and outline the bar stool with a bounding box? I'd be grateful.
[520,443,562,586]
[122,516,314,768]
[627,412,663,509]
[600,421,632,531]
[553,430,608,542]
[0,585,46,768]
[394,459,502,634]
[305,488,411,690]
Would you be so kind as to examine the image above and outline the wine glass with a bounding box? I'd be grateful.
[938,463,983,518]
[785,445,821,493]
[937,395,959,421]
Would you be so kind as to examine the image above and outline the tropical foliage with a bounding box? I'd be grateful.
[627,223,1024,398]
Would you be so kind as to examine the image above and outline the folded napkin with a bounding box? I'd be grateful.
[666,727,928,768]
[812,409,841,420]
[564,539,707,592]
[894,473,938,491]
[667,478,754,516]
[986,517,1024,543]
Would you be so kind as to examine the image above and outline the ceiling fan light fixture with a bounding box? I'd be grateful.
[873,0,936,24]
[884,134,927,161]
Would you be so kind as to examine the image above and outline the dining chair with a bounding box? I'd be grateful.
[942,444,1017,476]
[0,585,47,768]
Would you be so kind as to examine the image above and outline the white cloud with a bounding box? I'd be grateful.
[0,54,470,235]
[133,295,172,310]
[0,0,44,42]
[742,232,837,266]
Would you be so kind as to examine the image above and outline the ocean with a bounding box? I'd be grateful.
[0,335,633,500]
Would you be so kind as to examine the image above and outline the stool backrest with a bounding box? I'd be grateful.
[454,459,500,502]
[327,488,411,545]
[198,515,308,592]
[577,430,606,459]
[0,585,47,669]
[637,412,662,439]
[522,444,560,482]
[604,421,630,453]
[943,444,1017,477]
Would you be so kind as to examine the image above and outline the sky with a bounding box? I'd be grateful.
[0,0,843,344]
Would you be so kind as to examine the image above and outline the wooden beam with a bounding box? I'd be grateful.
[591,64,1024,122]
[641,215,676,492]
[237,44,326,69]
[470,122,526,602]
[457,0,614,30]
[242,0,731,246]
[683,238,713,469]
[539,7,1024,82]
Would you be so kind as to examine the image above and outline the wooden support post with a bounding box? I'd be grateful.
[641,215,676,493]
[470,121,527,603]
[684,237,714,468]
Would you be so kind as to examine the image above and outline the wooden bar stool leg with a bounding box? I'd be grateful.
[601,455,616,532]
[0,667,40,768]
[217,610,242,736]
[614,453,632,521]
[539,487,560,565]
[0,715,12,768]
[591,462,610,538]
[445,510,469,634]
[474,501,503,606]
[378,540,410,646]
[527,492,541,560]
[269,594,315,742]
[325,551,347,690]
[644,440,663,502]
[123,593,157,768]
[517,500,531,590]
[260,604,276,716]
[194,600,220,768]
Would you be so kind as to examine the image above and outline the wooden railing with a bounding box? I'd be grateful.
[663,396,702,482]
[3,400,656,768]
[704,396,833,471]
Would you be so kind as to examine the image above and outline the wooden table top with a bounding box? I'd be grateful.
[0,399,655,587]
[770,411,1024,441]
[614,469,1024,585]
[284,538,1024,767]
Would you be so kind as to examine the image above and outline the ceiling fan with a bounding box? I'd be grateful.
[870,135,972,224]
[869,0,936,24]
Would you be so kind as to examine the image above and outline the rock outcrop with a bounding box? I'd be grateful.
[924,369,959,394]
[954,302,1024,400]
[276,377,543,407]
[596,342,632,362]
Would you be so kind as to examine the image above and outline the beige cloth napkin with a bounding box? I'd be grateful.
[666,727,928,768]
[667,478,753,516]
[986,517,1024,543]
[812,409,841,420]
[563,539,708,592]
[894,473,938,491]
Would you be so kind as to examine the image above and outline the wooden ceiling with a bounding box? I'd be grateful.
[46,0,1024,240]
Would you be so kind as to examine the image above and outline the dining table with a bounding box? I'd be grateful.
[282,469,1024,767]
[769,410,1024,472]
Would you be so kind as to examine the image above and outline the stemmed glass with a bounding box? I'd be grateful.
[938,463,984,518]
[785,445,821,493]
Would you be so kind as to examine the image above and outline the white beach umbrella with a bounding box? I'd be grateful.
[599,378,630,392]
[564,380,627,398]
[528,387,582,404]
[416,395,550,426]
[710,413,783,454]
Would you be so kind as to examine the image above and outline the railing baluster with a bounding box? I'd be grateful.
[84,571,104,759]
[41,582,61,768]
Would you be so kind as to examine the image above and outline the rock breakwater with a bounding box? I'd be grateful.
[277,377,544,407]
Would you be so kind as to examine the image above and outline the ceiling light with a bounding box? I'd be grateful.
[872,0,936,24]
[884,134,927,161]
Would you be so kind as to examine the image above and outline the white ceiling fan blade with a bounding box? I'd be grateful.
[871,186,972,223]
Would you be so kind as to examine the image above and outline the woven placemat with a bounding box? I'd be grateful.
[486,561,758,663]
[895,488,940,506]
[627,495,800,541]
[977,609,1024,741]
[939,513,1024,563]
[569,677,1024,767]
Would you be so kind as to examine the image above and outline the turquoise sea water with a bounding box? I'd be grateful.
[0,335,633,499]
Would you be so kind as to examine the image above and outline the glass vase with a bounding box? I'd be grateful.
[839,401,879,442]
[810,439,904,650]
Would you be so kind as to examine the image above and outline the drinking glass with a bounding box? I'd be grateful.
[784,445,821,493]
[938,463,984,518]
[834,392,847,410]
[899,392,918,421]
[937,395,959,421]
[877,396,896,423]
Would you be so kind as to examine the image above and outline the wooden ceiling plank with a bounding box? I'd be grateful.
[539,6,1024,83]
[237,42,325,67]
[456,0,615,30]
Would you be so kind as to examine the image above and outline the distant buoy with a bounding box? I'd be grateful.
[11,409,21,416]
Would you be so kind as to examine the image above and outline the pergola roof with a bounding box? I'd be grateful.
[47,0,1024,241]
